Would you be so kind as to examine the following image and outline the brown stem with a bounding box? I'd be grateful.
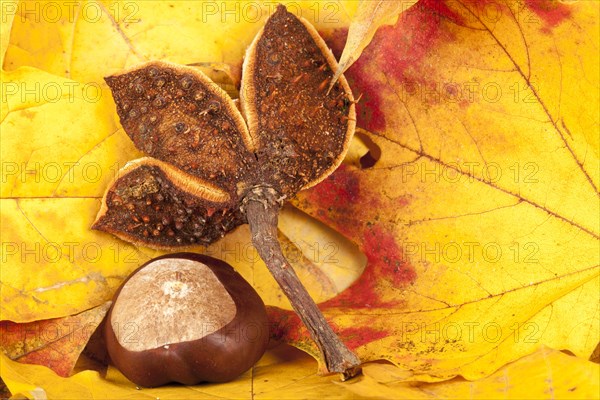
[243,186,361,380]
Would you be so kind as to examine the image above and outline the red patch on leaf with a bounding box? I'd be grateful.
[327,27,388,133]
[336,325,388,350]
[0,304,109,377]
[300,166,416,308]
[268,310,387,353]
[397,195,411,207]
[363,224,417,287]
[526,0,571,29]
[377,0,460,85]
[348,58,389,132]
[322,224,416,309]
[309,164,359,209]
[267,307,303,342]
[324,28,347,59]
[306,164,365,239]
[325,0,457,133]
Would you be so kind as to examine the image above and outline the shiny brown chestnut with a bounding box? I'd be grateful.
[105,253,269,387]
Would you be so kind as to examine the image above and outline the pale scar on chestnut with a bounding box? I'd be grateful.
[94,4,361,379]
[110,258,237,352]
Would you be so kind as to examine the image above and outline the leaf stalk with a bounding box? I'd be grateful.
[243,186,362,380]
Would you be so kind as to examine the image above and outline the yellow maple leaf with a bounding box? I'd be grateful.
[287,0,599,380]
[2,345,598,399]
[339,347,600,399]
[1,0,598,397]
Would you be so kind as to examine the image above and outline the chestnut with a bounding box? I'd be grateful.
[104,253,269,387]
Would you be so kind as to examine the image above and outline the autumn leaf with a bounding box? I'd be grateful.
[2,345,598,399]
[330,0,419,89]
[0,346,334,399]
[338,347,600,399]
[0,3,14,67]
[2,0,355,83]
[0,302,110,377]
[280,0,600,380]
[1,0,598,397]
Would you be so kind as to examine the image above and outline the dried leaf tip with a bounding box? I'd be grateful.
[328,0,419,92]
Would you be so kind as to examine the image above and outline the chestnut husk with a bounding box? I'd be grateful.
[105,253,269,387]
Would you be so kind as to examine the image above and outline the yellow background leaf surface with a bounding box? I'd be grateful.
[1,346,597,399]
[285,0,599,381]
[1,0,598,397]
